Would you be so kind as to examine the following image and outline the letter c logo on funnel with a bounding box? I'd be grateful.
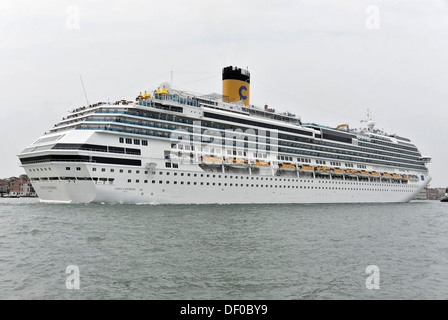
[239,86,247,100]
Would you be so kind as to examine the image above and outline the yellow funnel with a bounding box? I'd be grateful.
[222,66,250,106]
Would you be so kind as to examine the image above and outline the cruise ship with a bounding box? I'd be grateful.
[17,66,431,204]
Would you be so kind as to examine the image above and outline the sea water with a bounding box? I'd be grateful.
[1,198,447,299]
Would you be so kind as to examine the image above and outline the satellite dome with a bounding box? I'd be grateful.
[159,81,171,91]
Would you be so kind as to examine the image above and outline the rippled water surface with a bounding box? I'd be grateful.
[1,198,447,299]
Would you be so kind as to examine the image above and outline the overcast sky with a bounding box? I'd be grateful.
[1,0,447,187]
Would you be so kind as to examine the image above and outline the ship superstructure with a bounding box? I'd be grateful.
[17,66,431,203]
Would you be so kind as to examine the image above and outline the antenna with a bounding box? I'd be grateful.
[360,108,375,132]
[79,75,89,106]
[360,108,372,123]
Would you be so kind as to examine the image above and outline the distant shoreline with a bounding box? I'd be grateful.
[0,195,38,198]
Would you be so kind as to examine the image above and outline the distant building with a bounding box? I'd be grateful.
[413,188,428,200]
[1,176,36,197]
[426,188,439,200]
[437,188,447,199]
[412,187,447,200]
[0,179,9,196]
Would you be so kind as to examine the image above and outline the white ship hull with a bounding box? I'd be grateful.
[29,172,430,204]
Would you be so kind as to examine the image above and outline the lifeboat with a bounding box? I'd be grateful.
[381,172,392,179]
[227,157,249,168]
[316,165,331,175]
[331,168,345,175]
[371,171,380,177]
[201,155,222,166]
[401,174,409,180]
[391,173,401,180]
[299,164,314,173]
[359,170,371,176]
[251,159,270,168]
[345,168,359,177]
[278,162,296,171]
